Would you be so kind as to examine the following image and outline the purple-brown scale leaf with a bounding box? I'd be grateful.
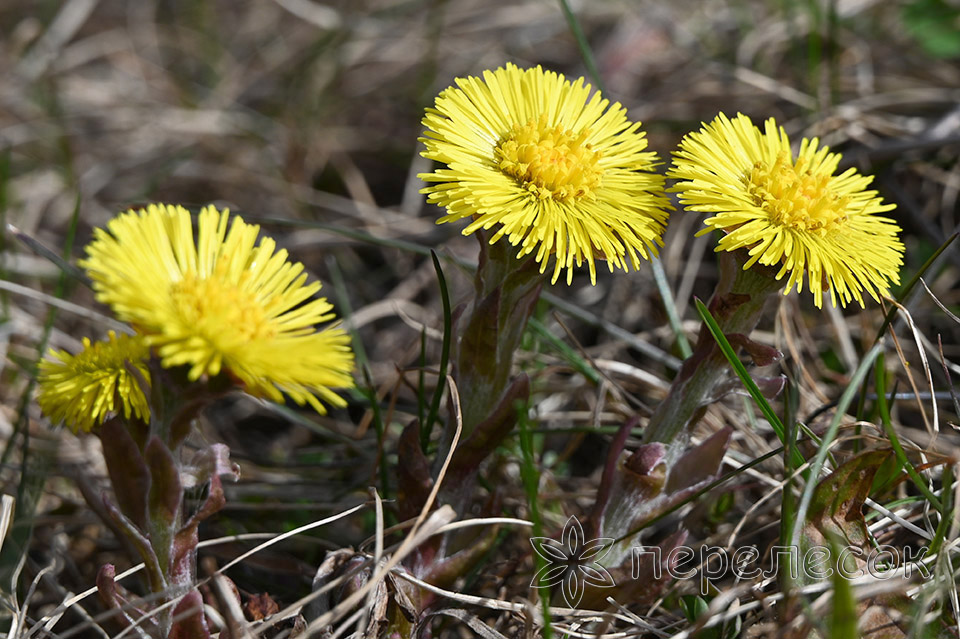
[804,449,892,550]
[145,436,181,528]
[99,417,150,530]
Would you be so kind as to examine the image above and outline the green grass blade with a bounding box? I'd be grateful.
[517,403,553,639]
[828,539,858,639]
[422,250,452,449]
[527,317,601,385]
[928,461,953,556]
[418,327,428,429]
[6,224,90,286]
[694,299,804,469]
[780,378,799,547]
[2,196,81,466]
[789,341,883,550]
[651,257,693,358]
[0,195,81,612]
[874,354,941,509]
[557,0,605,94]
[326,256,392,506]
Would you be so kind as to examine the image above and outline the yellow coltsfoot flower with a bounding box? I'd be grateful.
[419,63,672,285]
[669,112,904,308]
[81,204,354,414]
[37,331,150,433]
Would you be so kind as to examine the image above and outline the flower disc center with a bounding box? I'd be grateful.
[495,117,602,202]
[745,152,848,233]
[170,270,274,344]
[71,335,147,377]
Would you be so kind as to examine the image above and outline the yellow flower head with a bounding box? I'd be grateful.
[81,204,355,414]
[37,331,150,433]
[419,63,672,285]
[668,112,904,308]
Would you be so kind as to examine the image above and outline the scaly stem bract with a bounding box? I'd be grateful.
[642,251,783,462]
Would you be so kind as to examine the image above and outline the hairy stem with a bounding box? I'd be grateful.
[446,231,544,442]
[643,252,783,462]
